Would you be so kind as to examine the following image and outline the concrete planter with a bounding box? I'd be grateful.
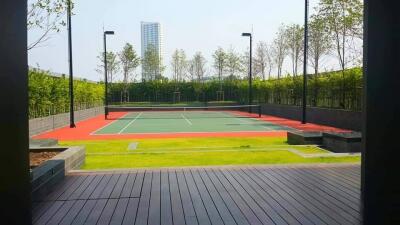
[322,132,362,153]
[287,131,323,145]
[31,146,85,201]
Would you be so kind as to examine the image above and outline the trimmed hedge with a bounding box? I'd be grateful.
[29,69,104,118]
[109,68,363,111]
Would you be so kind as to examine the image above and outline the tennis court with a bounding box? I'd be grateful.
[93,110,293,135]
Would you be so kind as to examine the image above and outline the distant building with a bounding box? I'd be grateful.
[141,22,163,81]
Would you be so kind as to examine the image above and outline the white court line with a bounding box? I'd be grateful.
[118,112,143,134]
[181,114,193,125]
[90,112,132,135]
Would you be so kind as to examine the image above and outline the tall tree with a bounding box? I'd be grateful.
[171,49,188,83]
[309,15,332,77]
[28,0,70,50]
[213,47,227,90]
[192,52,207,83]
[96,51,120,83]
[285,24,304,76]
[254,41,273,80]
[271,26,288,79]
[119,43,140,101]
[142,45,164,81]
[317,0,363,106]
[225,47,243,80]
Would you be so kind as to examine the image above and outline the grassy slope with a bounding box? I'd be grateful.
[61,137,360,170]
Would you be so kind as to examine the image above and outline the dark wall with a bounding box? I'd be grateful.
[261,104,362,131]
[0,0,31,224]
[362,1,400,224]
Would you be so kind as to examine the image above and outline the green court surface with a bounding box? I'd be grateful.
[94,111,293,135]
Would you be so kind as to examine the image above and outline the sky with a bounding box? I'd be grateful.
[28,0,322,82]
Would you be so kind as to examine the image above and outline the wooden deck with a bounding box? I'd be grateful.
[32,164,361,225]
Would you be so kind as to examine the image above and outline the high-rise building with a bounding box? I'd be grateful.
[141,22,163,81]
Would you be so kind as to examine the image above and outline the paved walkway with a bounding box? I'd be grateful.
[33,164,361,225]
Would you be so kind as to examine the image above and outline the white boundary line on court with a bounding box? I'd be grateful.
[90,130,285,136]
[181,114,193,125]
[118,112,143,134]
[89,112,132,135]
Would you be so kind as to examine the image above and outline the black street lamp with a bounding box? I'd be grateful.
[67,0,75,128]
[104,31,115,120]
[242,32,253,113]
[302,0,309,124]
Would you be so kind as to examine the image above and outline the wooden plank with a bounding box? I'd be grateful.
[242,168,315,225]
[100,174,121,199]
[268,167,357,225]
[283,167,361,212]
[89,174,113,199]
[225,169,290,225]
[59,200,86,225]
[109,198,129,225]
[122,198,140,225]
[191,169,235,225]
[44,175,79,201]
[160,170,173,225]
[234,169,301,225]
[168,170,186,225]
[208,168,263,225]
[34,201,64,225]
[120,172,137,198]
[79,174,105,200]
[131,170,145,198]
[252,167,340,225]
[307,167,361,192]
[58,176,89,200]
[83,199,108,225]
[299,166,361,192]
[183,169,212,225]
[32,201,53,223]
[71,199,97,225]
[46,200,75,224]
[68,175,96,200]
[200,170,250,225]
[291,167,361,203]
[135,170,153,225]
[110,173,129,199]
[176,170,199,225]
[97,199,119,225]
[149,170,161,225]
[188,169,225,225]
[218,169,277,225]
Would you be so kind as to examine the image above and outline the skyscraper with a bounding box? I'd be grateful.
[141,22,163,81]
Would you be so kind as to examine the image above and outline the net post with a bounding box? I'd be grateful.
[258,105,262,118]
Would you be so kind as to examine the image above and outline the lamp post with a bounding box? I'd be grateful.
[242,32,253,113]
[104,31,115,120]
[302,0,309,124]
[67,0,75,128]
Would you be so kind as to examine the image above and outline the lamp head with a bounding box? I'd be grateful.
[242,33,251,37]
[104,31,115,35]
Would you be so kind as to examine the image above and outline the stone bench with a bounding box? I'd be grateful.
[322,132,362,153]
[287,131,323,145]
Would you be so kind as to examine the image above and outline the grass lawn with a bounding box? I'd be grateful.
[61,137,360,170]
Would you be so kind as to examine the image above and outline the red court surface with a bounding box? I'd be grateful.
[33,111,350,141]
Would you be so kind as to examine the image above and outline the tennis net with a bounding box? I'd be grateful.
[105,104,262,120]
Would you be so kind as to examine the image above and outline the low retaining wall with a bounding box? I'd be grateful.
[29,106,104,136]
[31,146,85,201]
[261,104,362,131]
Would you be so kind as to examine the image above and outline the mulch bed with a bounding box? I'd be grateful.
[30,152,59,168]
